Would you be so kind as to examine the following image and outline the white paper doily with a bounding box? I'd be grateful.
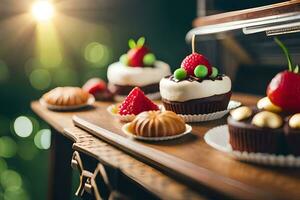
[204,125,300,167]
[178,100,241,123]
[122,123,192,141]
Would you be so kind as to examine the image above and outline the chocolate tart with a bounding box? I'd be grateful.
[227,109,285,154]
[284,118,300,156]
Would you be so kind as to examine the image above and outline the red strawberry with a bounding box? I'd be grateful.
[127,46,149,67]
[181,53,212,76]
[119,87,159,115]
[267,70,300,112]
[82,78,106,95]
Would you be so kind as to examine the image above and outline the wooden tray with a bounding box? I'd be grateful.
[73,95,300,200]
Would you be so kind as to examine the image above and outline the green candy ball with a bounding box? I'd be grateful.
[174,68,187,80]
[143,53,156,66]
[194,65,208,78]
[210,67,219,78]
[119,54,128,65]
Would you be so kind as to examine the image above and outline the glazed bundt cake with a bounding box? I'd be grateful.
[128,111,186,137]
[42,87,90,106]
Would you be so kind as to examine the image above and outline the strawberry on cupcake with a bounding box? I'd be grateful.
[159,36,232,117]
[107,37,171,101]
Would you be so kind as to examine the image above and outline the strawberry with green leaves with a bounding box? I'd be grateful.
[119,37,156,67]
[267,37,300,112]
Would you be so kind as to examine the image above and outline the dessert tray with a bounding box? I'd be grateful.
[179,100,241,122]
[122,123,192,141]
[39,95,95,111]
[204,125,300,167]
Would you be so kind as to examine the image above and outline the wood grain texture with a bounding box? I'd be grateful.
[73,94,300,200]
[193,0,300,27]
[66,127,205,200]
[31,93,300,200]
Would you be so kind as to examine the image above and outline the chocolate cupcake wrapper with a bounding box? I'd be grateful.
[107,104,164,122]
[114,92,161,102]
[204,125,300,167]
[176,100,241,123]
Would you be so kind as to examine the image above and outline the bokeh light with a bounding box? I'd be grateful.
[29,69,51,90]
[0,60,9,82]
[31,0,55,22]
[13,116,33,138]
[84,42,110,66]
[34,129,51,150]
[4,187,29,200]
[0,170,22,190]
[0,137,17,158]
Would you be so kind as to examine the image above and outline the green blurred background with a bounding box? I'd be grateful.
[0,0,297,199]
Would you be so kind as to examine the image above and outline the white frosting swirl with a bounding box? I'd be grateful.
[159,76,231,102]
[107,61,171,86]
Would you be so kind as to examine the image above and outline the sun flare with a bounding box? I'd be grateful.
[31,1,55,22]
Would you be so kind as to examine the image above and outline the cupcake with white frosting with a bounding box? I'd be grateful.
[160,52,232,115]
[107,37,171,101]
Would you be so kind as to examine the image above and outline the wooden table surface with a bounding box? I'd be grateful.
[31,93,300,200]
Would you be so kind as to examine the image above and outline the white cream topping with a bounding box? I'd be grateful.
[159,76,232,102]
[107,61,171,86]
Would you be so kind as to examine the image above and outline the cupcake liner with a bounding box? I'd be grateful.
[107,104,163,122]
[204,125,300,167]
[177,100,241,123]
[114,92,161,102]
[39,95,95,111]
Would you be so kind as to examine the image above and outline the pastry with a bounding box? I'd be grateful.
[82,78,113,101]
[107,37,171,101]
[160,52,232,115]
[128,111,186,137]
[284,114,300,156]
[118,87,159,116]
[228,106,284,154]
[267,37,300,113]
[42,87,90,106]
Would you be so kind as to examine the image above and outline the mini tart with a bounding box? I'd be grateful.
[284,114,300,156]
[42,87,90,106]
[107,61,171,100]
[128,111,186,137]
[160,75,232,114]
[227,107,285,154]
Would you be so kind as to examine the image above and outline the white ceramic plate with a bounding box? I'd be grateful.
[178,100,241,123]
[39,95,95,111]
[204,125,300,167]
[122,123,192,141]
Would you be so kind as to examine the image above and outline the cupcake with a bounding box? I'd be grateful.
[160,52,231,115]
[128,110,186,138]
[227,106,284,154]
[107,37,171,101]
[284,114,300,156]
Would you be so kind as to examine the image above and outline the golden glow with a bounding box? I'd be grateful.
[36,22,63,68]
[31,1,55,22]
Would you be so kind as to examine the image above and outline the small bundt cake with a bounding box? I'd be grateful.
[42,87,90,106]
[128,111,186,137]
